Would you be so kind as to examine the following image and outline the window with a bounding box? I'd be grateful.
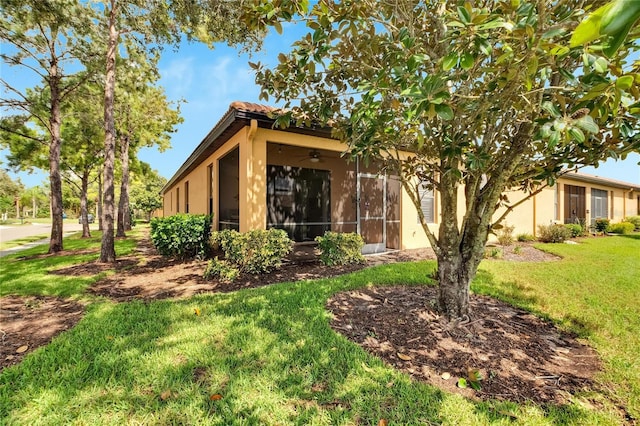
[418,183,435,223]
[176,187,180,213]
[591,188,608,223]
[185,181,189,213]
[207,164,213,215]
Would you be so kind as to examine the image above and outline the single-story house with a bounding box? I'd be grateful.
[162,101,640,252]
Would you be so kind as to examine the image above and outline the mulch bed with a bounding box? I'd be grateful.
[327,286,600,405]
[0,296,85,370]
[2,235,607,410]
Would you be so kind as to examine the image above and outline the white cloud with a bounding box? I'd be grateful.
[159,57,195,100]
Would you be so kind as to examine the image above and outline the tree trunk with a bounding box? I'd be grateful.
[100,0,118,263]
[48,57,64,254]
[80,171,91,238]
[97,167,103,231]
[116,134,130,237]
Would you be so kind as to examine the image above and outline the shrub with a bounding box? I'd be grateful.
[212,228,293,274]
[516,233,536,242]
[564,223,583,238]
[150,214,213,259]
[484,247,503,259]
[624,215,640,231]
[496,223,515,246]
[203,257,239,283]
[537,224,571,243]
[513,245,523,255]
[315,231,365,266]
[594,218,610,233]
[608,222,635,235]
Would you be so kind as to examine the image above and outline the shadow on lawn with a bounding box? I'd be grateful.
[0,263,601,424]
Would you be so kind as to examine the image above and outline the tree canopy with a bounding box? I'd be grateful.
[250,0,640,319]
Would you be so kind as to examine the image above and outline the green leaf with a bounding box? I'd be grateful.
[476,38,492,56]
[457,6,471,24]
[442,52,458,71]
[460,53,474,70]
[574,115,599,134]
[542,27,566,39]
[273,20,283,35]
[570,6,606,47]
[542,101,561,117]
[548,131,560,148]
[615,75,635,90]
[435,104,454,120]
[568,127,586,143]
[594,57,609,73]
[457,378,468,388]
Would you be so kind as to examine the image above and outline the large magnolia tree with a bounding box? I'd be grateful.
[250,0,640,320]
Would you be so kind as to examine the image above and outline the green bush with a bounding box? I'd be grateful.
[595,218,610,233]
[315,231,365,266]
[150,214,213,259]
[212,228,293,274]
[516,233,536,242]
[203,257,239,283]
[496,223,515,246]
[484,247,503,259]
[624,215,640,231]
[564,223,583,238]
[608,222,635,235]
[537,223,572,243]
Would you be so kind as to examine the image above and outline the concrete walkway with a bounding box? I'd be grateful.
[0,223,95,258]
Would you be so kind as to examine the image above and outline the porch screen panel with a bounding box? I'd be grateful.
[219,148,239,231]
[591,188,608,223]
[267,165,331,242]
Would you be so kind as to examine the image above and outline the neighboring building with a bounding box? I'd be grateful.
[162,101,640,252]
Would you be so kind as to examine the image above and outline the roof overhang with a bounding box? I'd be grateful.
[161,102,334,194]
[561,171,640,191]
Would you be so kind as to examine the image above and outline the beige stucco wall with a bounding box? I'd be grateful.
[163,123,639,250]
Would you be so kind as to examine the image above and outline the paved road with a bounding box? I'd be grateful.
[0,223,95,257]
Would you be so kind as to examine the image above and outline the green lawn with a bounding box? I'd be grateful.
[0,234,638,424]
[0,234,50,251]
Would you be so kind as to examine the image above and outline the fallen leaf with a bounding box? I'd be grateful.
[106,335,114,341]
[5,355,15,361]
[441,372,451,380]
[194,308,201,316]
[209,393,222,401]
[160,389,172,400]
[15,345,28,354]
[378,420,388,426]
[397,352,413,361]
[386,381,394,388]
[457,378,468,388]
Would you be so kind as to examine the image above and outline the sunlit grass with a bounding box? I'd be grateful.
[0,230,139,297]
[0,234,49,250]
[0,234,638,424]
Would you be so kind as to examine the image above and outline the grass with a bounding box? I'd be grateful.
[0,234,49,250]
[0,230,138,298]
[0,234,638,424]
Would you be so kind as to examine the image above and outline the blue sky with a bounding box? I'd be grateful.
[2,24,639,187]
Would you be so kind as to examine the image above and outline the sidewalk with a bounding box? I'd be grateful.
[0,229,90,258]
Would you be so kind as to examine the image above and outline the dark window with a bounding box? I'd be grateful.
[267,165,331,241]
[176,187,180,213]
[207,164,214,216]
[219,148,239,231]
[185,181,190,213]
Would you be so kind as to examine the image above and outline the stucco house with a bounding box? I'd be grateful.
[162,101,640,252]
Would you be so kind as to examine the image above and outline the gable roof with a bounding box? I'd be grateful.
[162,101,333,194]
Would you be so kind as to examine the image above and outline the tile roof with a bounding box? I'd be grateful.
[229,101,280,114]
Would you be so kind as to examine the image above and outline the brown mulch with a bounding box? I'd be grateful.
[327,286,599,405]
[0,296,85,370]
[2,234,601,409]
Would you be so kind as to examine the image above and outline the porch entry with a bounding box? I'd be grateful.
[564,184,586,224]
[357,173,386,254]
